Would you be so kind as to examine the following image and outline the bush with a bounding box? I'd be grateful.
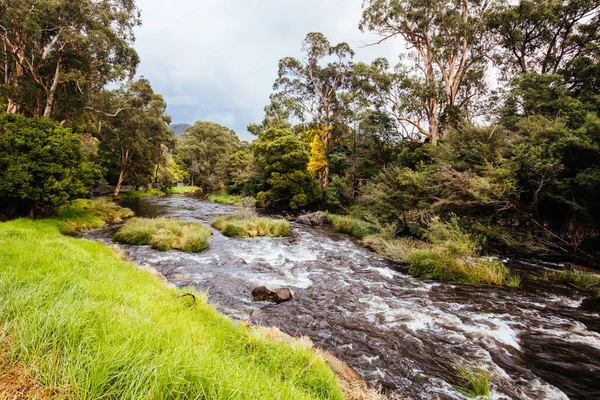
[0,113,95,217]
[326,214,380,239]
[211,214,291,238]
[114,218,212,252]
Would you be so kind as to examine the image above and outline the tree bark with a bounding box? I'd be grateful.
[114,168,126,197]
[43,53,62,118]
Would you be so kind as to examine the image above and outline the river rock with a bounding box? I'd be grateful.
[251,286,293,303]
[274,287,293,303]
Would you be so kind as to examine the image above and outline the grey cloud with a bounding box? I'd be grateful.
[134,0,405,141]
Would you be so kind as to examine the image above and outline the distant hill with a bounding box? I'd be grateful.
[169,123,191,136]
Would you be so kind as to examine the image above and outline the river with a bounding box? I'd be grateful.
[79,194,600,400]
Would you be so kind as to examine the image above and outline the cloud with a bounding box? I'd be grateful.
[134,0,405,140]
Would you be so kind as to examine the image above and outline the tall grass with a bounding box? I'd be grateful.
[326,214,380,239]
[0,218,343,399]
[53,198,134,235]
[553,269,600,297]
[166,185,202,194]
[114,217,212,252]
[117,188,165,199]
[212,214,291,238]
[455,364,491,399]
[362,218,520,287]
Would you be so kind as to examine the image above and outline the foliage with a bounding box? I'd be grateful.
[177,121,241,191]
[326,214,380,239]
[0,113,97,217]
[114,217,213,252]
[211,214,291,238]
[308,133,328,182]
[97,78,173,197]
[253,127,321,209]
[208,193,245,206]
[0,218,343,399]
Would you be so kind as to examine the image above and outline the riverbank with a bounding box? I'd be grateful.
[0,204,345,399]
[117,185,202,199]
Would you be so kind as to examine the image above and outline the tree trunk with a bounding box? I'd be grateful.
[6,57,23,114]
[43,54,62,118]
[114,169,126,197]
[28,206,34,219]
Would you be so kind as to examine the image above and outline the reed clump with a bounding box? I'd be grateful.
[211,214,291,238]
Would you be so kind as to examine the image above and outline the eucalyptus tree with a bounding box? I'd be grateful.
[0,0,140,120]
[488,0,600,78]
[177,121,241,191]
[97,78,172,197]
[272,32,354,184]
[360,0,495,145]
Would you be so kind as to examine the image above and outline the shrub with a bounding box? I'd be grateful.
[114,218,212,252]
[211,214,291,238]
[326,214,380,239]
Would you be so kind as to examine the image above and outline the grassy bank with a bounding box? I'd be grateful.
[552,269,600,297]
[363,219,520,287]
[326,214,380,239]
[208,193,244,205]
[0,217,343,399]
[117,186,201,199]
[52,198,134,235]
[212,214,291,238]
[114,217,212,252]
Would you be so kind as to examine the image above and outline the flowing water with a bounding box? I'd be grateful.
[80,195,600,400]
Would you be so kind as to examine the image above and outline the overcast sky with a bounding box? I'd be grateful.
[133,0,405,141]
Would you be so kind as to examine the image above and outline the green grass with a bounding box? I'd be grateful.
[114,217,213,252]
[553,269,600,297]
[208,193,244,206]
[117,188,165,199]
[50,198,134,235]
[167,186,202,195]
[212,214,291,238]
[455,364,491,399]
[0,218,344,399]
[326,214,380,239]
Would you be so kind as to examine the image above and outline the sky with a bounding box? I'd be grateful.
[133,0,405,141]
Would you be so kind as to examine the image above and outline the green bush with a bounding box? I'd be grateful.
[326,214,380,239]
[212,214,291,238]
[114,218,212,252]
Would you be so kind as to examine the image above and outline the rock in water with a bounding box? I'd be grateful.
[274,287,293,303]
[251,286,293,303]
[252,286,278,302]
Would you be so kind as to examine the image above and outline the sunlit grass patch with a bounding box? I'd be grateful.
[117,188,165,199]
[0,218,343,399]
[207,193,244,205]
[326,214,380,239]
[166,186,202,194]
[211,214,291,238]
[114,217,212,252]
[52,198,134,235]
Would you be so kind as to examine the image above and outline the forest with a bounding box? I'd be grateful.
[1,0,599,262]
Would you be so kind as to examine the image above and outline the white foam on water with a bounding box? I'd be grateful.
[532,317,600,350]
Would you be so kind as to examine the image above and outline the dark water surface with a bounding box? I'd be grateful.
[80,195,600,400]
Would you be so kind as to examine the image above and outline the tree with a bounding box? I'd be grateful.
[253,127,321,209]
[177,121,241,191]
[488,0,600,77]
[97,78,172,197]
[272,32,354,183]
[0,0,140,119]
[0,112,95,218]
[360,0,494,144]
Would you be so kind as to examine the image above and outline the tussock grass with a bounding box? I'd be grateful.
[0,218,343,399]
[212,214,291,238]
[326,214,380,239]
[208,193,245,205]
[455,364,491,399]
[362,218,520,287]
[553,269,600,297]
[114,217,212,252]
[53,198,134,235]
